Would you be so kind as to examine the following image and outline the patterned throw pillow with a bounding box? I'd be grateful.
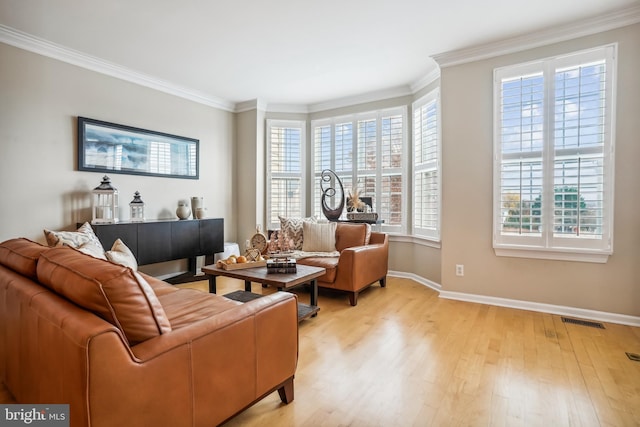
[43,222,107,260]
[105,238,138,270]
[278,215,317,250]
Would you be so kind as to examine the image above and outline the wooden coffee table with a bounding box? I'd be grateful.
[201,263,326,320]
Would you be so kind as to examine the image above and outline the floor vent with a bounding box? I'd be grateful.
[561,317,605,329]
[626,352,640,362]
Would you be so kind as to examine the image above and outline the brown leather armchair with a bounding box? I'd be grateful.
[297,222,388,306]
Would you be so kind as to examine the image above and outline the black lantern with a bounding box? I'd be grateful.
[129,191,145,222]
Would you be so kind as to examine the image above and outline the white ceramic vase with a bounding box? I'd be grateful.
[191,197,203,219]
[176,200,191,220]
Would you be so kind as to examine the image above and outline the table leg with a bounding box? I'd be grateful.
[209,275,217,294]
[245,280,252,292]
[310,279,318,317]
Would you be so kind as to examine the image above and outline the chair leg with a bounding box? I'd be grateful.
[379,276,387,287]
[349,292,358,306]
[277,377,294,404]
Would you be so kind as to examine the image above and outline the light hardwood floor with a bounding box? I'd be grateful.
[2,277,639,426]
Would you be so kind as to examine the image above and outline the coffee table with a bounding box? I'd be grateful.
[201,263,326,320]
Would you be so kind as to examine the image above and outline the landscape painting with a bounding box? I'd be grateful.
[78,117,199,179]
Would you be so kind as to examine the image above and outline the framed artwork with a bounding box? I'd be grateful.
[77,117,199,179]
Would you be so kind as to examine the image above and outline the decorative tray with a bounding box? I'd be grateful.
[347,212,378,221]
[221,260,267,270]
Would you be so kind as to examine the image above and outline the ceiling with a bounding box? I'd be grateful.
[0,0,638,108]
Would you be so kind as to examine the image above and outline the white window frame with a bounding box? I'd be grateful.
[493,45,616,263]
[310,107,408,234]
[412,89,441,241]
[266,119,306,231]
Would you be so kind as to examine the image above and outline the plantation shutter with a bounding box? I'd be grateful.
[311,107,406,233]
[267,120,305,230]
[494,45,615,261]
[380,114,403,227]
[413,93,440,239]
[552,59,607,241]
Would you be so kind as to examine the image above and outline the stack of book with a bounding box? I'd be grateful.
[266,258,297,274]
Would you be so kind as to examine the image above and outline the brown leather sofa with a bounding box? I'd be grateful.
[296,222,388,306]
[0,238,298,427]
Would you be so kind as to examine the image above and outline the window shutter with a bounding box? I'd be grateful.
[498,72,545,239]
[267,120,305,230]
[552,60,607,240]
[413,92,440,239]
[380,114,403,227]
[311,107,406,233]
[494,45,615,262]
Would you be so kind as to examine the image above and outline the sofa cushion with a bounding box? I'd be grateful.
[0,238,49,280]
[36,246,171,345]
[157,288,242,329]
[335,223,370,252]
[43,222,107,260]
[296,256,338,283]
[302,221,337,252]
[105,238,138,270]
[279,215,317,250]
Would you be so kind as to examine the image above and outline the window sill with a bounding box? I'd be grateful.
[494,247,611,263]
[389,234,441,249]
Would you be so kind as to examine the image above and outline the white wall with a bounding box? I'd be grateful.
[0,43,236,252]
[440,23,640,317]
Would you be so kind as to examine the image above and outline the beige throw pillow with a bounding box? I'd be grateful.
[106,238,138,270]
[302,221,337,252]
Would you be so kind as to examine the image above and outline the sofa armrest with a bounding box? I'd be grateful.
[333,239,389,292]
[87,291,298,427]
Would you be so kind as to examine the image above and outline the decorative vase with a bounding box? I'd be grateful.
[191,196,203,219]
[195,207,207,219]
[176,200,191,220]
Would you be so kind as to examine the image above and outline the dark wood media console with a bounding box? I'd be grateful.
[91,218,224,284]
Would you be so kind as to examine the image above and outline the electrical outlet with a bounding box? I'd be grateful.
[455,264,464,276]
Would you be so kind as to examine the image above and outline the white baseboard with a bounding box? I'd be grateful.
[387,271,640,327]
[388,270,441,291]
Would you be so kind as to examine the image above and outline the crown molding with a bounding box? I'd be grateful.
[410,66,440,94]
[433,4,640,68]
[264,103,311,114]
[234,99,268,113]
[306,85,413,114]
[0,24,236,112]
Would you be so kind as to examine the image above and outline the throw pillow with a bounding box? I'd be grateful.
[302,222,337,252]
[105,238,138,270]
[278,215,317,250]
[43,222,107,260]
[364,223,372,245]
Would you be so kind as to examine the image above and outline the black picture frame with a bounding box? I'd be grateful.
[77,117,199,179]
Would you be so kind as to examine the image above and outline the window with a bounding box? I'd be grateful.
[266,120,305,230]
[311,107,407,233]
[493,45,616,262]
[413,89,440,240]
